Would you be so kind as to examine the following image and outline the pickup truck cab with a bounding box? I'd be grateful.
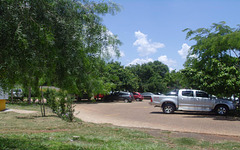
[149,89,236,115]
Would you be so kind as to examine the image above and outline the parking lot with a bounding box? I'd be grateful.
[74,100,240,137]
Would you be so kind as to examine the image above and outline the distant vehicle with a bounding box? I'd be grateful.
[75,93,91,101]
[103,91,133,103]
[9,89,23,101]
[94,94,105,100]
[149,89,237,115]
[0,87,8,99]
[133,92,143,101]
[141,92,155,100]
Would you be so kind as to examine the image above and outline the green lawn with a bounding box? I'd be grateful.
[0,103,240,150]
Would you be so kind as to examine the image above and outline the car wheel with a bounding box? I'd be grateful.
[136,98,140,101]
[163,103,175,114]
[124,99,129,103]
[216,105,228,115]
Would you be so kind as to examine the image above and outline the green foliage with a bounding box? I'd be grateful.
[183,22,240,97]
[44,89,58,113]
[164,70,185,91]
[0,0,121,102]
[104,60,185,93]
[127,61,169,93]
[44,89,75,122]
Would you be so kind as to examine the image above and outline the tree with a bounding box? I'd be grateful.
[128,61,169,93]
[164,70,185,91]
[0,0,121,91]
[183,21,240,97]
[0,0,121,117]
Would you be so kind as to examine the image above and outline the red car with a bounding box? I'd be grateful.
[94,94,105,100]
[133,92,144,101]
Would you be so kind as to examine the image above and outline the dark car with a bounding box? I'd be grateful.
[103,91,133,103]
[133,92,144,101]
[141,92,155,100]
[75,93,91,101]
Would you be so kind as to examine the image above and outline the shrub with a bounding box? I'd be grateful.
[44,89,75,122]
[44,89,58,113]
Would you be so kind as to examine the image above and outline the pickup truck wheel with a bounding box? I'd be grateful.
[216,105,228,115]
[163,104,175,114]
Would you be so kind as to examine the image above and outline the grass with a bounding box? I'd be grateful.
[0,103,240,150]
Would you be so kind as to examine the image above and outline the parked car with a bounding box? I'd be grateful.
[154,92,162,95]
[150,89,237,115]
[133,92,144,101]
[94,94,105,100]
[0,87,8,99]
[141,92,155,100]
[75,93,91,101]
[103,91,133,103]
[9,89,23,101]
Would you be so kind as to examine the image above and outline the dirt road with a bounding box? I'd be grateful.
[74,100,240,137]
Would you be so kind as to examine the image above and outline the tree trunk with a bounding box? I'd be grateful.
[11,89,13,103]
[28,87,31,104]
[40,86,46,117]
[42,86,45,116]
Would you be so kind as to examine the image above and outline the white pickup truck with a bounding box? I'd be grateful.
[149,89,237,115]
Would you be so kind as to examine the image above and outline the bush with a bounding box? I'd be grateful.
[44,89,58,113]
[44,89,75,122]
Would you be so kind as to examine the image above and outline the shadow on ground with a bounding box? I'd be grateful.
[150,111,240,121]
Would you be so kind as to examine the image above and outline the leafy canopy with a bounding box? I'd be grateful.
[0,0,121,96]
[183,21,240,97]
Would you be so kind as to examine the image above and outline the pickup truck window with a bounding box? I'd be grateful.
[182,91,193,97]
[196,91,209,98]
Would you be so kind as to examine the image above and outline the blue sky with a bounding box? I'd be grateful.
[102,0,240,71]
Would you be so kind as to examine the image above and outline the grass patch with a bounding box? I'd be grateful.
[6,102,42,111]
[174,137,198,146]
[1,103,240,149]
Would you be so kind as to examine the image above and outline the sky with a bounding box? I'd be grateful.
[102,0,240,71]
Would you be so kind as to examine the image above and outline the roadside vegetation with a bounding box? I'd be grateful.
[1,103,240,150]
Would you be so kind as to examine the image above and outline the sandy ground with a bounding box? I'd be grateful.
[3,109,37,114]
[74,100,240,142]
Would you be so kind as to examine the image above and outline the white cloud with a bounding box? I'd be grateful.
[178,43,191,59]
[127,58,154,66]
[158,55,177,67]
[133,31,165,56]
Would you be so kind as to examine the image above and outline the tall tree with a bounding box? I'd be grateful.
[183,21,240,97]
[0,0,121,102]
